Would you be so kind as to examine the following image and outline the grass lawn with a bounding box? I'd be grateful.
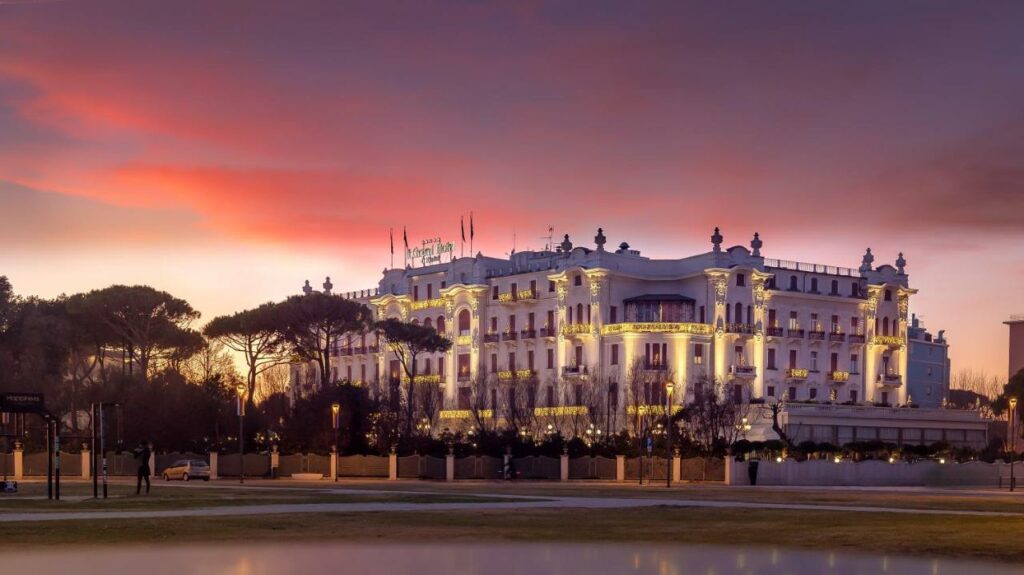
[0,506,1022,563]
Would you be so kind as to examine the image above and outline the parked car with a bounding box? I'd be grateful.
[162,459,211,481]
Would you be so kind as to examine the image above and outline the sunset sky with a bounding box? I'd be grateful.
[1,1,1022,378]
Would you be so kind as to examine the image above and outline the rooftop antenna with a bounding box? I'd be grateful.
[541,226,554,252]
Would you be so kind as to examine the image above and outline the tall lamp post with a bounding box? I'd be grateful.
[666,381,674,489]
[1010,397,1018,492]
[331,402,341,483]
[236,383,247,485]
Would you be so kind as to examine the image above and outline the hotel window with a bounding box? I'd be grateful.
[881,391,889,405]
[767,385,776,397]
[789,276,798,291]
[850,390,858,402]
[508,352,516,370]
[885,289,892,301]
[831,315,840,333]
[508,315,516,332]
[810,313,819,331]
[427,283,433,299]
[437,316,446,334]
[809,388,817,400]
[767,348,776,370]
[574,274,582,286]
[736,273,745,287]
[733,345,744,366]
[437,358,444,379]
[567,306,573,324]
[788,311,799,330]
[528,350,535,371]
[699,305,706,323]
[830,280,838,295]
[490,317,498,333]
[746,305,752,325]
[767,276,777,289]
[586,304,591,324]
[441,281,446,289]
[851,282,859,297]
[883,317,890,336]
[810,351,818,371]
[413,285,419,301]
[850,354,859,373]
[490,353,497,373]
[733,384,743,404]
[788,387,797,401]
[789,349,798,370]
[346,366,352,381]
[611,344,619,366]
[694,344,704,365]
[458,310,471,335]
[492,286,499,300]
[457,388,471,410]
[610,306,618,324]
[423,359,431,374]
[360,364,366,382]
[576,303,584,324]
[529,280,537,294]
[575,345,583,367]
[726,305,731,323]
[527,312,535,331]
[851,316,859,333]
[547,310,555,329]
[548,280,555,292]
[547,348,554,369]
[810,278,818,293]
[768,308,777,328]
[830,352,838,372]
[510,282,517,297]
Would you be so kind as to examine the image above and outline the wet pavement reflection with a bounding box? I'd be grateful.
[7,542,1018,574]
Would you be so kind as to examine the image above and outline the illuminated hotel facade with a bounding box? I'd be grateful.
[292,227,987,446]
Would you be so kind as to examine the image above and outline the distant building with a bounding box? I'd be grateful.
[906,314,949,409]
[1006,314,1024,379]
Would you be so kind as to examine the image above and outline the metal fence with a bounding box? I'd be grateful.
[398,455,445,479]
[454,455,502,479]
[568,456,616,480]
[512,456,559,480]
[337,455,388,478]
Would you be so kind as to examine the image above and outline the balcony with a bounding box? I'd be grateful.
[787,328,805,338]
[726,323,754,335]
[501,331,518,341]
[873,335,904,348]
[881,373,903,386]
[807,330,826,341]
[520,329,537,339]
[483,333,500,344]
[368,344,380,353]
[563,365,589,377]
[766,326,785,337]
[456,335,472,346]
[498,369,535,380]
[828,371,850,383]
[339,348,353,356]
[561,323,592,336]
[828,332,845,343]
[353,346,367,355]
[457,372,472,382]
[786,368,809,380]
[730,365,757,378]
[642,362,670,372]
[497,288,537,304]
[539,327,556,338]
[848,333,866,344]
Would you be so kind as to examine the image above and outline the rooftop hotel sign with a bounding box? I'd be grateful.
[408,237,454,267]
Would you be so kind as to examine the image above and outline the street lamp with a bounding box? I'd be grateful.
[331,402,341,483]
[736,417,752,440]
[666,381,675,489]
[1010,397,1018,492]
[236,383,247,485]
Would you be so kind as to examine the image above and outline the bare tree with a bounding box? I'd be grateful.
[498,373,536,435]
[469,374,498,433]
[682,375,751,454]
[255,363,291,404]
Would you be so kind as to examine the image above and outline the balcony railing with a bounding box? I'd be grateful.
[882,373,903,385]
[457,372,472,382]
[642,362,670,371]
[498,369,535,380]
[600,322,713,336]
[339,348,353,356]
[730,365,756,378]
[561,323,592,336]
[726,323,754,335]
[456,335,472,346]
[501,331,518,341]
[766,326,785,337]
[353,346,367,355]
[829,371,850,383]
[828,332,845,342]
[808,330,826,341]
[786,368,809,380]
[873,335,903,347]
[368,344,380,353]
[520,329,537,339]
[483,333,500,344]
[497,288,537,303]
[539,327,556,337]
[848,334,866,344]
[562,365,589,376]
[787,328,805,338]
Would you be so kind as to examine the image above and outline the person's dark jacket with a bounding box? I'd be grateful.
[134,446,151,476]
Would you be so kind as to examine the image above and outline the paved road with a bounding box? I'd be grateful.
[1,486,1022,522]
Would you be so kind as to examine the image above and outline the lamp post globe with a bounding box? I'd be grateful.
[665,380,675,489]
[1010,397,1018,492]
[236,383,247,484]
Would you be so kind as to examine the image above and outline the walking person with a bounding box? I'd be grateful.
[133,440,151,495]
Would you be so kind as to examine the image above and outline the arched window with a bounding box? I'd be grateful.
[411,318,420,326]
[735,303,743,324]
[882,317,889,336]
[457,309,471,334]
[423,317,433,330]
[576,303,584,324]
[436,316,446,334]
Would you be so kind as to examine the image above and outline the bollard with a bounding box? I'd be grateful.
[330,447,338,481]
[270,445,280,479]
[389,451,398,481]
[445,453,455,482]
[616,454,625,482]
[209,452,219,480]
[560,451,569,482]
[81,447,91,480]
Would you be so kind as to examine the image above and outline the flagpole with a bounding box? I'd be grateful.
[470,211,474,256]
[390,228,394,269]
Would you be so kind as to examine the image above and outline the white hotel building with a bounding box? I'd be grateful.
[294,228,987,447]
